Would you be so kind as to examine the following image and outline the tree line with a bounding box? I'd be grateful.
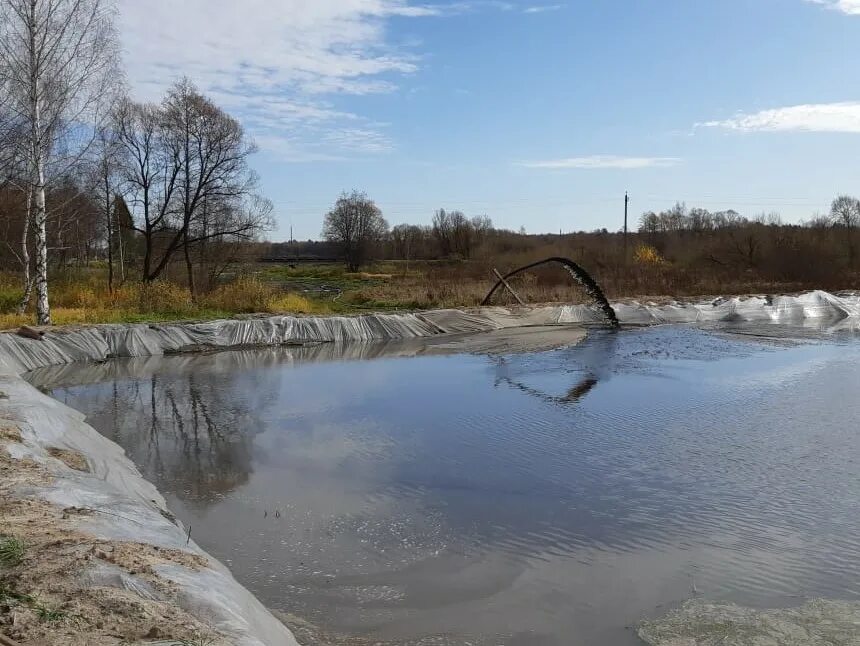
[311,190,859,282]
[0,0,271,324]
[639,197,860,233]
[319,190,496,270]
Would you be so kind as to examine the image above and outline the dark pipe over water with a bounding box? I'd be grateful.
[482,256,619,328]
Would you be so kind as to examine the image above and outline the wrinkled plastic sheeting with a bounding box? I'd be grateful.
[606,290,860,326]
[638,598,860,646]
[0,309,543,374]
[3,291,859,375]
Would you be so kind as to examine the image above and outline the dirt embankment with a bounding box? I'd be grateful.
[0,424,225,646]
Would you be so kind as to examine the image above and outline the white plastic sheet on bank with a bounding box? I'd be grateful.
[2,290,858,374]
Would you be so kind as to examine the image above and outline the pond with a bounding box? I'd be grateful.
[26,324,860,645]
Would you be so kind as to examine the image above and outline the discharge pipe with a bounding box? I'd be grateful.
[482,256,620,328]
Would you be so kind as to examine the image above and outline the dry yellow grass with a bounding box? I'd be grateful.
[0,272,333,329]
[266,293,329,314]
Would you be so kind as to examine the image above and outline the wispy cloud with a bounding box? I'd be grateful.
[805,0,860,15]
[435,1,515,13]
[523,4,564,14]
[518,155,681,169]
[428,1,559,16]
[118,0,443,159]
[115,1,571,159]
[700,102,860,133]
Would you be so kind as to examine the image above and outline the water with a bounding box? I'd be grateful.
[27,325,860,645]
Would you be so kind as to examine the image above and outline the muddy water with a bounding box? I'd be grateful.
[27,326,860,645]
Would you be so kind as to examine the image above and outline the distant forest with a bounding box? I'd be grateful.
[259,197,859,296]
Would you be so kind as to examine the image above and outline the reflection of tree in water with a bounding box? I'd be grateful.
[87,365,277,505]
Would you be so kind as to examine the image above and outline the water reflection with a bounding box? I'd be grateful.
[495,369,599,406]
[26,327,860,646]
[42,355,282,503]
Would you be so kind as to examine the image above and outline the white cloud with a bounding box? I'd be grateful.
[436,1,515,13]
[523,5,564,14]
[518,155,681,169]
[322,128,395,153]
[117,0,440,158]
[700,102,860,133]
[115,1,568,159]
[805,0,860,15]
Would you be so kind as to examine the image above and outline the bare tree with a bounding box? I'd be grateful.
[323,191,389,271]
[470,215,493,251]
[0,0,119,324]
[391,223,427,271]
[431,208,483,258]
[90,124,123,290]
[0,147,36,312]
[830,195,860,265]
[830,195,860,228]
[165,79,261,296]
[432,208,453,256]
[113,98,180,281]
[115,82,264,291]
[197,194,274,289]
[448,210,472,258]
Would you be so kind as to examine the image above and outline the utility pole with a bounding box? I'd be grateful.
[623,191,629,263]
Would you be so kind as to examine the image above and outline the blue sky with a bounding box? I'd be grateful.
[119,0,860,239]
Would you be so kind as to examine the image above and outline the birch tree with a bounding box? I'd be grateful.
[0,0,119,324]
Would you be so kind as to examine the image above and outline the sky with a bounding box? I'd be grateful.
[117,0,860,240]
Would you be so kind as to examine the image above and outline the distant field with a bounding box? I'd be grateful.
[0,254,856,330]
[255,259,599,313]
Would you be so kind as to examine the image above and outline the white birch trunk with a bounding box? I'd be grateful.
[34,155,50,325]
[29,0,50,325]
[17,188,34,315]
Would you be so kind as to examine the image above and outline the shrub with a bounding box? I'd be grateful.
[266,293,328,315]
[200,276,275,313]
[634,244,665,265]
[134,281,194,314]
[0,287,22,314]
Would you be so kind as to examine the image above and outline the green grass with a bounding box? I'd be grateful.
[0,286,22,313]
[0,537,25,566]
[0,582,34,605]
[34,602,67,622]
[0,581,69,624]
